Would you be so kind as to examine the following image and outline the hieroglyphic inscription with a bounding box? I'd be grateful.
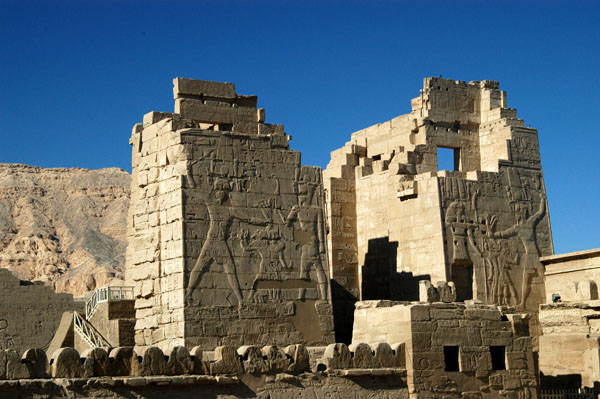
[183,133,330,308]
[178,131,334,348]
[128,80,336,350]
[441,167,550,309]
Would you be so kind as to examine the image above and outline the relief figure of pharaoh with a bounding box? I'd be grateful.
[186,177,267,308]
[286,181,329,301]
[491,190,546,308]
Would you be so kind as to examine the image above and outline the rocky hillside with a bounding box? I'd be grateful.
[0,164,130,297]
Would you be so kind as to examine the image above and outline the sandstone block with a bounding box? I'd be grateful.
[412,351,444,371]
[173,78,236,99]
[506,351,528,370]
[410,305,431,321]
[166,346,193,375]
[210,346,242,375]
[50,347,82,378]
[429,306,465,320]
[144,111,172,127]
[175,98,257,125]
[322,343,352,369]
[81,347,109,378]
[464,307,502,321]
[22,349,48,379]
[349,343,376,368]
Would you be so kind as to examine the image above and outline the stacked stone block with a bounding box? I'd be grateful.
[84,300,135,350]
[126,78,335,351]
[537,248,600,388]
[0,343,411,398]
[352,300,537,399]
[323,78,553,343]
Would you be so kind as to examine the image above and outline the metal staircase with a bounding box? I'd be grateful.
[85,286,134,319]
[73,311,112,349]
[75,286,134,349]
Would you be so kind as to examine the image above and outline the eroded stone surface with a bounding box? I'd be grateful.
[51,347,81,378]
[22,348,49,378]
[352,301,537,398]
[127,78,335,350]
[324,77,552,344]
[0,269,79,354]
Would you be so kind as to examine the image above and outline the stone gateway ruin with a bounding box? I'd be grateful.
[324,77,552,342]
[126,78,335,351]
[0,76,597,398]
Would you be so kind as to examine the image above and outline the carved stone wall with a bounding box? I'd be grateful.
[0,268,80,354]
[127,78,335,351]
[352,300,537,399]
[324,78,553,342]
[440,168,551,310]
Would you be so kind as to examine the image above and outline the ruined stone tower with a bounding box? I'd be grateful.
[126,78,335,350]
[324,77,553,341]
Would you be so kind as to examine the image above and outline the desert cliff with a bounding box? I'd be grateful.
[0,163,130,297]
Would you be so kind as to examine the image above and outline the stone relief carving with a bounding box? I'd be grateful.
[0,319,17,350]
[183,135,331,312]
[442,169,548,309]
[186,175,268,308]
[286,172,330,301]
[491,189,546,307]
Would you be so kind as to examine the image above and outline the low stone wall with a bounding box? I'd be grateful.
[0,269,82,354]
[353,300,539,398]
[539,301,600,387]
[0,343,409,398]
[541,248,600,303]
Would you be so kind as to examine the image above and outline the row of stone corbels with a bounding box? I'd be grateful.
[0,342,406,380]
[0,344,310,380]
[318,343,406,370]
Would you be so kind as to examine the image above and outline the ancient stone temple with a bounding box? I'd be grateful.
[0,76,567,398]
[126,78,335,350]
[324,77,553,341]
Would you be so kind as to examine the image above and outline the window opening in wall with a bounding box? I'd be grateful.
[443,346,460,371]
[490,346,506,370]
[372,154,382,161]
[437,147,460,171]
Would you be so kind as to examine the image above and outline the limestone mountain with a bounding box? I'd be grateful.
[0,163,130,297]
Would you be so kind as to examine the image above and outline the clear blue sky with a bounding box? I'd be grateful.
[1,0,598,254]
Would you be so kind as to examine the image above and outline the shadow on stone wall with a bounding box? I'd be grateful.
[331,280,357,344]
[361,237,430,301]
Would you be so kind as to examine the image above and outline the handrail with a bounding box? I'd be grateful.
[73,311,112,349]
[85,286,134,320]
[85,290,99,319]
